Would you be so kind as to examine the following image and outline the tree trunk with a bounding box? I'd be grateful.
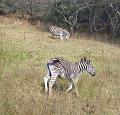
[70,27,74,37]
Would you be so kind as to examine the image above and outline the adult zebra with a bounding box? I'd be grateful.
[44,57,95,97]
[50,26,70,40]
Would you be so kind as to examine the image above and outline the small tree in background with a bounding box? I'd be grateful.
[48,0,87,36]
[0,0,16,14]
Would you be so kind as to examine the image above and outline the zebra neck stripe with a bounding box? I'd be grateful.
[51,26,56,33]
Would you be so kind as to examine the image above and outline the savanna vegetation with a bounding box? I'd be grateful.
[0,0,120,115]
[0,16,120,115]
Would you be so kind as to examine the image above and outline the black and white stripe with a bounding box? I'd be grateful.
[49,26,70,40]
[44,57,95,96]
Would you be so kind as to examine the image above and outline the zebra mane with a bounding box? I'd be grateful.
[80,57,91,64]
[50,57,71,65]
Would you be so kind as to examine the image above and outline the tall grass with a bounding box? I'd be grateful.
[0,16,120,115]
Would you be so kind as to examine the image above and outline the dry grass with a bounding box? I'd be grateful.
[0,16,120,115]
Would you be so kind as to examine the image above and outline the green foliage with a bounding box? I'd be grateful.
[55,0,79,15]
[47,0,120,38]
[0,0,16,13]
[0,0,120,38]
[48,0,80,29]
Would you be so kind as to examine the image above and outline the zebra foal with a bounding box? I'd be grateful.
[44,57,95,97]
[50,26,70,40]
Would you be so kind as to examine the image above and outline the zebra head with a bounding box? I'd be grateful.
[49,25,56,33]
[81,57,95,76]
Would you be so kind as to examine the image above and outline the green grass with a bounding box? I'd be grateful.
[0,17,120,115]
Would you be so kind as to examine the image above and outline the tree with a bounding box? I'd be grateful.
[106,0,120,37]
[48,0,87,35]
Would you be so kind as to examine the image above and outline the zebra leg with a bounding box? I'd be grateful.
[44,73,50,93]
[60,33,63,40]
[67,81,73,92]
[65,35,69,41]
[49,73,59,96]
[73,78,79,97]
[48,66,59,96]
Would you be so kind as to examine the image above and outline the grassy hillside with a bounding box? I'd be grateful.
[0,17,120,115]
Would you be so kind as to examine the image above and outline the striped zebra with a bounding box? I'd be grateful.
[50,26,70,40]
[44,57,96,97]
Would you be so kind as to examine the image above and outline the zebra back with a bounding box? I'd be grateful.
[47,57,72,76]
[50,26,70,37]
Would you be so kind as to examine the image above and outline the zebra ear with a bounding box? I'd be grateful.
[87,60,91,64]
[81,58,84,62]
[84,57,87,61]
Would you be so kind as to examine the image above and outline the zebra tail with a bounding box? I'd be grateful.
[47,63,52,77]
[47,59,60,77]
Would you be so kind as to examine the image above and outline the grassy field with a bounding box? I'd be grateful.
[0,16,120,115]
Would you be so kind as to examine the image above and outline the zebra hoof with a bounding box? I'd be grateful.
[44,90,48,94]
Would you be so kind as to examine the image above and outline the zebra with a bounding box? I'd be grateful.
[49,26,70,40]
[44,57,95,97]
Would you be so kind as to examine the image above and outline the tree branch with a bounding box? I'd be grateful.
[108,1,120,16]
